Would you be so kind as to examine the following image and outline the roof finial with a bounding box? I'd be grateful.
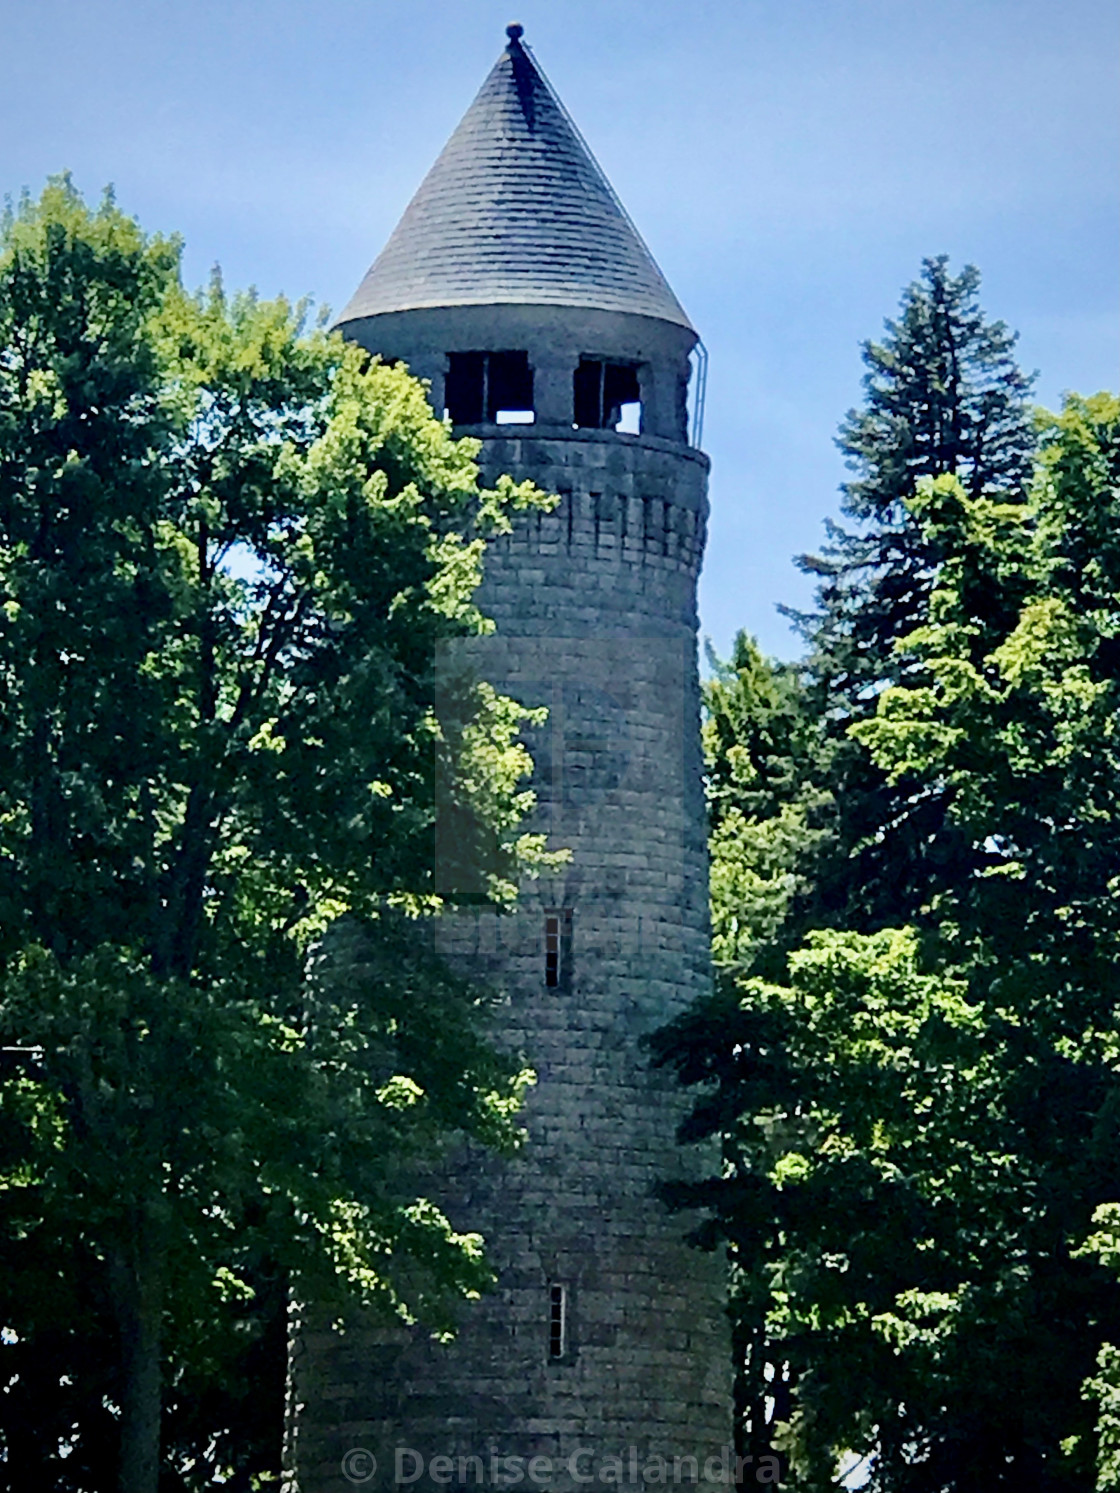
[506,22,524,44]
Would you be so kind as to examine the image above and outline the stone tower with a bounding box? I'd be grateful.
[288,26,731,1492]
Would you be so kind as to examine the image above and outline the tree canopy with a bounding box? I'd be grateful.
[792,255,1037,706]
[0,178,552,1492]
[657,252,1120,1492]
[784,259,1042,936]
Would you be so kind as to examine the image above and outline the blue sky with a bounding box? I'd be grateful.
[3,0,1117,657]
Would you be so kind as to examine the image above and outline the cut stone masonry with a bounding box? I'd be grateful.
[286,26,733,1493]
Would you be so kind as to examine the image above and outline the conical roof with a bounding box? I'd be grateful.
[337,27,692,331]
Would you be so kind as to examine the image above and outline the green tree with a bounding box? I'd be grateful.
[659,389,1120,1491]
[0,179,552,1492]
[658,636,828,1472]
[851,394,1120,1487]
[793,255,1037,703]
[1076,1204,1120,1492]
[788,259,1039,933]
[703,633,831,982]
[660,926,1053,1489]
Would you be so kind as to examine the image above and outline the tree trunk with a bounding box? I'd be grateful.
[109,1231,165,1493]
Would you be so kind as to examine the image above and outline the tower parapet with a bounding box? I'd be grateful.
[288,28,732,1492]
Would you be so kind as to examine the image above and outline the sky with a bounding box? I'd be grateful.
[2,0,1117,658]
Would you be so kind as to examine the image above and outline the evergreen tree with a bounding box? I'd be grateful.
[658,392,1120,1492]
[702,634,832,982]
[790,258,1039,932]
[792,255,1037,705]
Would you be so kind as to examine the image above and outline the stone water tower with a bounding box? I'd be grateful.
[288,26,732,1492]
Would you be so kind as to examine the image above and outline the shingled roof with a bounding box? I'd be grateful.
[337,26,693,331]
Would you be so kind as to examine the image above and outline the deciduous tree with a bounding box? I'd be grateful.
[0,179,551,1492]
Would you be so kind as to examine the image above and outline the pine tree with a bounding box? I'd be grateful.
[792,256,1037,705]
[785,258,1038,932]
[660,395,1120,1493]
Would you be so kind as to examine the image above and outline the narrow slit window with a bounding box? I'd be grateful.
[545,915,560,988]
[549,1283,567,1360]
[445,351,534,424]
[573,359,641,431]
[544,909,571,989]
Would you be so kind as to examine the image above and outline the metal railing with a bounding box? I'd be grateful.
[690,340,708,449]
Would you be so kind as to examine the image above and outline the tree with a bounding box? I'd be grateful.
[703,633,832,983]
[679,636,833,1472]
[0,179,552,1492]
[851,395,1120,1486]
[660,925,1061,1489]
[792,255,1037,704]
[1076,1204,1120,1493]
[658,386,1120,1489]
[784,259,1040,934]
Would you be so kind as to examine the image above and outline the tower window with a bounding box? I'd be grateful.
[445,351,534,424]
[573,359,641,432]
[544,909,572,988]
[549,1283,568,1360]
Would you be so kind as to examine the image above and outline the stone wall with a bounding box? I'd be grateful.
[287,427,733,1493]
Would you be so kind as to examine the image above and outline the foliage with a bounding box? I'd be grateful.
[702,634,832,980]
[785,258,1040,936]
[791,255,1037,704]
[1076,1206,1120,1492]
[660,909,1120,1489]
[659,291,1120,1489]
[849,393,1120,1488]
[0,178,553,1491]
